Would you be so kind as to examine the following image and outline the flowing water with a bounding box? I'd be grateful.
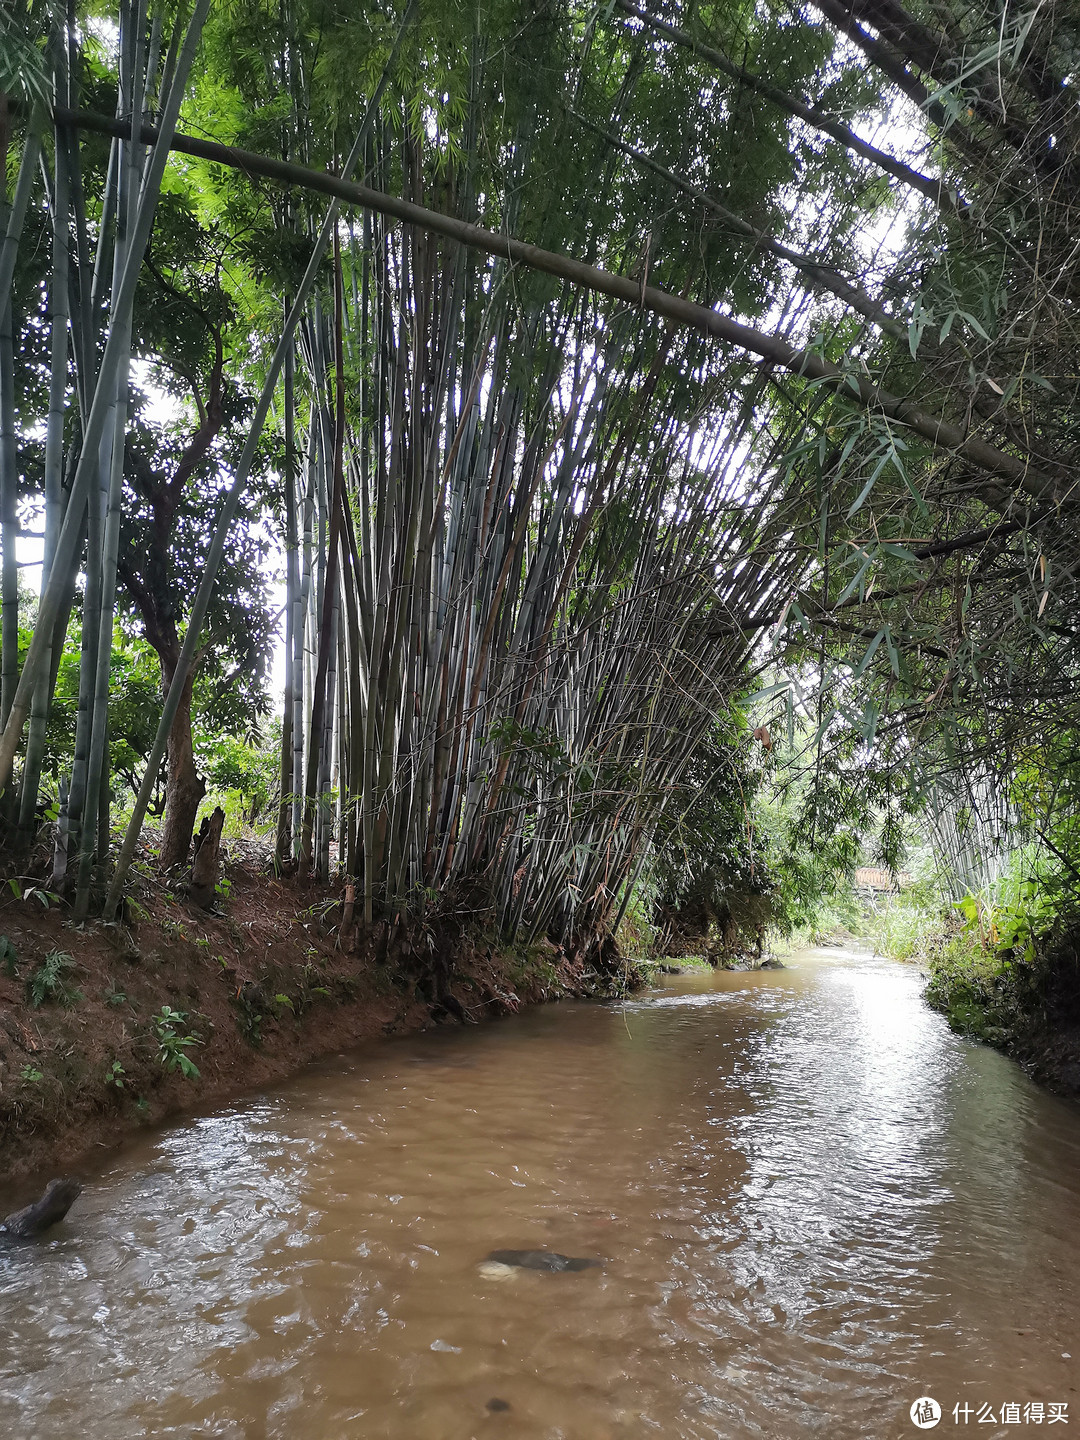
[1,946,1078,1439]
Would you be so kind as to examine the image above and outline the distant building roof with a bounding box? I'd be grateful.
[854,866,912,892]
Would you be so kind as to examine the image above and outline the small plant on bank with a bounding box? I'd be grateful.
[106,1061,126,1090]
[20,1064,44,1083]
[103,980,129,1008]
[233,988,264,1046]
[27,951,83,1008]
[152,1005,203,1080]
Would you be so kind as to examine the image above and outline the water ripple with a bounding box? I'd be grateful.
[2,947,1078,1438]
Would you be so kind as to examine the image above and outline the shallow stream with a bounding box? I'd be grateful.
[2,947,1078,1437]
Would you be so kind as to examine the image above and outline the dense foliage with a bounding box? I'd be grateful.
[0,0,1076,973]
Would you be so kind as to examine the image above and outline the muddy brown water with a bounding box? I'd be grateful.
[1,947,1078,1439]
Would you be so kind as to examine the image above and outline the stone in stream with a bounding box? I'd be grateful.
[0,1177,82,1237]
[482,1248,602,1273]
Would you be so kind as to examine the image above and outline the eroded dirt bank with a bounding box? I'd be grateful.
[0,855,624,1188]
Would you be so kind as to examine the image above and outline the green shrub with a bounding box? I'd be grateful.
[152,1005,203,1080]
[869,896,940,961]
[615,881,659,958]
[923,932,1018,1042]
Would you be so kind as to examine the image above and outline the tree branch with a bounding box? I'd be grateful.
[52,104,1072,506]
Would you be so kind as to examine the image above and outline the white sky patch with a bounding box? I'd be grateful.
[130,357,186,427]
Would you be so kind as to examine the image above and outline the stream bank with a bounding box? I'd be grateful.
[925,925,1080,1095]
[0,853,634,1185]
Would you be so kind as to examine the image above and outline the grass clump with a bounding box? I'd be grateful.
[868,893,940,961]
[27,951,83,1008]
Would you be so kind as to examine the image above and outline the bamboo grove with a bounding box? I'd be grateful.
[1,0,1078,946]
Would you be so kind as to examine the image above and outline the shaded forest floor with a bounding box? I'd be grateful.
[0,844,627,1186]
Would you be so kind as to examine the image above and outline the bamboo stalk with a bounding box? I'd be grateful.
[16,49,74,847]
[0,0,214,796]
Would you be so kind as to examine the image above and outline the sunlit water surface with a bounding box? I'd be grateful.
[1,948,1078,1438]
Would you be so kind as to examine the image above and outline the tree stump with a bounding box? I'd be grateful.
[190,806,226,909]
[339,883,356,947]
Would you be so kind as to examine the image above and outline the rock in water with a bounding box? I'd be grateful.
[484,1248,601,1272]
[477,1260,518,1280]
[1,1177,82,1237]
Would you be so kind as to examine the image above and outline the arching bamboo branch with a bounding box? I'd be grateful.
[45,106,1066,507]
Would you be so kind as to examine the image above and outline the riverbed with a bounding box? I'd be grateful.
[1,947,1077,1438]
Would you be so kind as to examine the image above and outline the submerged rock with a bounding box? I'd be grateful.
[757,958,786,970]
[1,1177,82,1237]
[477,1260,518,1280]
[486,1398,511,1413]
[483,1248,601,1272]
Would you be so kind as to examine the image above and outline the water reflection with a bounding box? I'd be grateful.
[1,948,1077,1438]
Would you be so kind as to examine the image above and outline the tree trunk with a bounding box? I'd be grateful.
[157,650,205,869]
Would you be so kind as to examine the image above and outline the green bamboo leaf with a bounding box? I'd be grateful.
[847,447,894,517]
[863,700,879,746]
[883,626,900,677]
[836,553,874,605]
[852,629,885,679]
[959,310,990,341]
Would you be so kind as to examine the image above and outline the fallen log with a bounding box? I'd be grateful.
[1,1177,82,1237]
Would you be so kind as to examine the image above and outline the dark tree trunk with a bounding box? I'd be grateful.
[158,649,205,869]
[112,313,227,875]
